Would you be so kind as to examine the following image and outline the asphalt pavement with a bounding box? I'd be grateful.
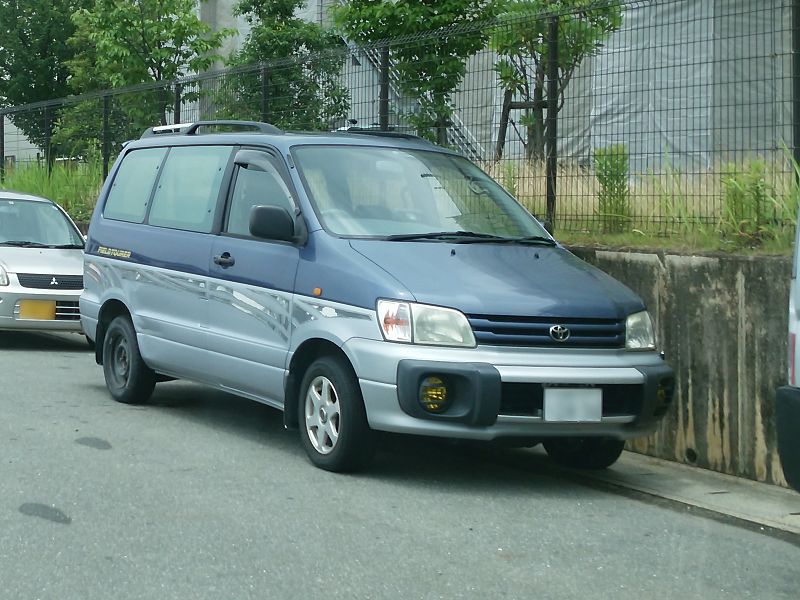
[1,331,799,600]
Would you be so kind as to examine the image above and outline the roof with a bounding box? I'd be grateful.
[0,190,54,203]
[127,120,450,155]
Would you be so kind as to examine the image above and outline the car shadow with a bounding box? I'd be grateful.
[131,380,580,496]
[0,330,91,352]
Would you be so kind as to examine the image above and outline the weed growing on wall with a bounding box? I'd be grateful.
[719,159,798,248]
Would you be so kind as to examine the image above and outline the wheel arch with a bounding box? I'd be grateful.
[94,299,132,365]
[284,338,355,430]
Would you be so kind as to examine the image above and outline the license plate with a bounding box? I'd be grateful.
[543,388,602,422]
[18,300,57,320]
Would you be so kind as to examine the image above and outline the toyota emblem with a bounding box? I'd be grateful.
[549,324,570,342]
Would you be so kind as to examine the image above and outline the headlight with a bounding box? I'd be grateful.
[377,300,476,347]
[626,310,656,351]
[0,265,8,286]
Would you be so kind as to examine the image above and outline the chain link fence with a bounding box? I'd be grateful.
[0,0,796,235]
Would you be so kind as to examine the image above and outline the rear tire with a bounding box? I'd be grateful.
[298,355,374,472]
[543,437,625,469]
[102,316,156,404]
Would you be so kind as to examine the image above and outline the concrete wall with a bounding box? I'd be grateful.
[571,247,791,487]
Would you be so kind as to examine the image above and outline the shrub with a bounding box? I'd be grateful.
[594,144,630,233]
[0,159,102,223]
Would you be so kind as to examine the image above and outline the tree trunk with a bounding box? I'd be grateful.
[436,112,449,147]
[494,88,514,161]
[525,85,546,161]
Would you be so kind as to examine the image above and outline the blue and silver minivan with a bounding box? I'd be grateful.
[80,121,674,472]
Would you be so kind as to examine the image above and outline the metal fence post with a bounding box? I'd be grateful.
[545,16,559,233]
[43,106,52,171]
[0,113,5,183]
[794,0,800,176]
[261,66,270,123]
[379,44,390,131]
[102,94,111,180]
[174,82,182,124]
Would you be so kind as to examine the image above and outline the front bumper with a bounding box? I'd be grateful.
[0,282,83,332]
[344,338,674,441]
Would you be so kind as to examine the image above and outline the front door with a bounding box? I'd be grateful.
[207,149,301,406]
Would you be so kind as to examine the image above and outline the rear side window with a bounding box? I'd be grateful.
[104,147,167,223]
[148,145,232,233]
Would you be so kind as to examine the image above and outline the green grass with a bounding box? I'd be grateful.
[483,156,800,255]
[0,160,102,223]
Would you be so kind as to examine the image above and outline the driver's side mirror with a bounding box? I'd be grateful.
[249,205,296,243]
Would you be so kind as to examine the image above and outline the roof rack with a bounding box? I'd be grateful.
[334,127,432,144]
[140,120,283,139]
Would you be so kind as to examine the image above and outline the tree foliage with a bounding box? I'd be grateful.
[0,0,91,158]
[49,0,231,161]
[491,0,623,160]
[70,0,231,124]
[333,0,495,145]
[218,0,348,130]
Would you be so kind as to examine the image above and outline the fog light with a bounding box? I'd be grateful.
[653,378,675,417]
[419,376,450,413]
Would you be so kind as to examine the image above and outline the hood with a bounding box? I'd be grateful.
[349,240,644,319]
[0,247,84,275]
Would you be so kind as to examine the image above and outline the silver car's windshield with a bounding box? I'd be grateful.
[0,199,84,248]
[292,145,551,241]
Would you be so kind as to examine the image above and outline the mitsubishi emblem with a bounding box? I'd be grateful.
[50,277,59,286]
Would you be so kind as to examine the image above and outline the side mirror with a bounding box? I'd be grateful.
[249,205,295,242]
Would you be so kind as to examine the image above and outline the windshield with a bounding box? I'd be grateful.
[292,145,550,240]
[0,198,84,248]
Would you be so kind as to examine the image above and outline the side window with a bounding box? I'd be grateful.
[148,145,232,233]
[103,147,167,223]
[225,159,295,237]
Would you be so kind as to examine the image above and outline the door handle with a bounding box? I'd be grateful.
[213,252,235,268]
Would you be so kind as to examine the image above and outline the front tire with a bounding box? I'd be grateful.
[298,355,374,472]
[102,316,156,404]
[543,437,625,470]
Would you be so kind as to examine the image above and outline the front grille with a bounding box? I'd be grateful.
[17,273,83,290]
[467,314,625,348]
[499,383,643,417]
[56,301,80,321]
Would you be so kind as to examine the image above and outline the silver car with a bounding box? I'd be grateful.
[0,191,85,332]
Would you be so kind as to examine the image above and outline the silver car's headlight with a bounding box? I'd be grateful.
[0,265,8,286]
[626,310,656,351]
[377,300,476,347]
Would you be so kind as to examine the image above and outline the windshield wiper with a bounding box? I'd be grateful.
[50,244,85,249]
[385,231,507,242]
[0,240,49,247]
[385,232,557,245]
[497,235,557,246]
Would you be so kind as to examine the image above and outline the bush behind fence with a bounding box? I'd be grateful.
[0,0,797,240]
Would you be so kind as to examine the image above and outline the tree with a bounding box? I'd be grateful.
[70,0,231,125]
[491,0,623,161]
[0,0,91,160]
[334,0,496,145]
[51,20,140,160]
[220,0,349,130]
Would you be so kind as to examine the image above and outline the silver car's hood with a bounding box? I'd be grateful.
[0,247,84,275]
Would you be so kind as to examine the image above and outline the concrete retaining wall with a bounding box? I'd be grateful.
[571,247,790,487]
